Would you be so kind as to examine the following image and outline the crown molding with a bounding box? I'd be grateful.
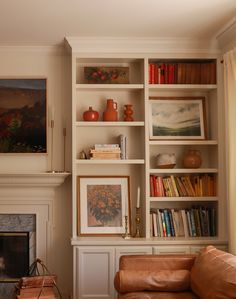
[216,17,236,53]
[65,37,220,55]
[0,44,64,55]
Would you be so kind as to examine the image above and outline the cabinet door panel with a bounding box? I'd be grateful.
[74,247,115,299]
[153,246,190,254]
[115,246,152,271]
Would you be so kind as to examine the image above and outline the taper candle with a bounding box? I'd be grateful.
[137,186,140,208]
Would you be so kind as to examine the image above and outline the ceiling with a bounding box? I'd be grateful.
[0,0,236,46]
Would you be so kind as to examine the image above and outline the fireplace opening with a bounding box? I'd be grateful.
[0,232,29,282]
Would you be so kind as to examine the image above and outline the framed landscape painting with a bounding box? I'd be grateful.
[149,97,207,140]
[0,78,47,153]
[77,176,131,236]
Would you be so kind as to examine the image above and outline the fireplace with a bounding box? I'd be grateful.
[0,232,29,281]
[0,214,36,298]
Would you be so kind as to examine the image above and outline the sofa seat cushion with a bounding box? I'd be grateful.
[118,291,199,299]
[115,269,190,293]
[191,245,236,299]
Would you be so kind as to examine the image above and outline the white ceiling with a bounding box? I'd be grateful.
[0,0,235,45]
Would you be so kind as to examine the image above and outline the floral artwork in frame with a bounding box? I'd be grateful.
[78,176,131,235]
[84,67,129,84]
[0,78,47,153]
[149,97,207,140]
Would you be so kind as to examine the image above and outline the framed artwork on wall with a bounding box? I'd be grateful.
[149,97,207,140]
[0,78,47,153]
[77,176,131,236]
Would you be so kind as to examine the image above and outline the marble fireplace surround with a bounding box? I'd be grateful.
[0,173,69,268]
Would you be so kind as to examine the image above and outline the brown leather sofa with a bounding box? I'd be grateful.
[114,246,236,299]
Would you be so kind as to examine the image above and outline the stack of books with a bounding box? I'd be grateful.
[150,207,216,238]
[17,276,58,299]
[17,287,57,299]
[90,144,121,160]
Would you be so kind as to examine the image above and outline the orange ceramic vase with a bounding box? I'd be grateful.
[124,104,134,121]
[103,99,118,121]
[183,150,202,168]
[83,106,99,121]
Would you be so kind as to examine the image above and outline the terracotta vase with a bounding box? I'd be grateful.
[83,106,99,121]
[103,99,118,121]
[183,150,202,168]
[124,104,134,121]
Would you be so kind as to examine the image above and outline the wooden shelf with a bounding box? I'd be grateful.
[76,159,145,165]
[148,84,217,91]
[76,121,144,127]
[149,196,218,202]
[76,84,144,90]
[149,168,218,174]
[149,140,218,146]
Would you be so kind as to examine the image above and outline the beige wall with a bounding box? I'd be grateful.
[0,46,72,298]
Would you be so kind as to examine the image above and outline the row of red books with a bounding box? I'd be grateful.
[149,62,216,84]
[150,174,216,197]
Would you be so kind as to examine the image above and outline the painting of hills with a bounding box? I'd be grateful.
[0,79,47,153]
[149,98,206,140]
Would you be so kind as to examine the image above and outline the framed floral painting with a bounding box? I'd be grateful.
[77,176,131,236]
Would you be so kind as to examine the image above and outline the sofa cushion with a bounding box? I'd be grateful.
[118,291,199,299]
[119,255,196,271]
[114,269,190,293]
[191,245,236,299]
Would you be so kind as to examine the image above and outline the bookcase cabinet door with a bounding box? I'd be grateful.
[153,245,190,254]
[74,247,115,299]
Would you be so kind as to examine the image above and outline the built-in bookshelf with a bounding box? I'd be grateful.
[70,54,224,241]
[67,38,227,299]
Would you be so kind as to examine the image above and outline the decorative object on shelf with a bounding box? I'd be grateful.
[103,99,118,121]
[78,150,87,159]
[63,126,67,171]
[83,106,99,121]
[183,149,202,168]
[0,78,47,153]
[77,176,130,235]
[123,104,134,121]
[122,215,131,239]
[89,144,121,160]
[134,207,141,238]
[119,134,128,159]
[156,153,176,169]
[84,67,129,84]
[47,107,56,173]
[134,186,141,237]
[149,97,207,140]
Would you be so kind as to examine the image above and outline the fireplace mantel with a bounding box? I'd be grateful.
[0,172,70,187]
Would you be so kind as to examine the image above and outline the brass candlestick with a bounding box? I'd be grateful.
[122,215,131,239]
[47,119,56,173]
[134,207,141,238]
[63,127,66,172]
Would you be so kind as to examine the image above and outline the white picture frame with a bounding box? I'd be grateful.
[149,97,207,140]
[77,176,131,236]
